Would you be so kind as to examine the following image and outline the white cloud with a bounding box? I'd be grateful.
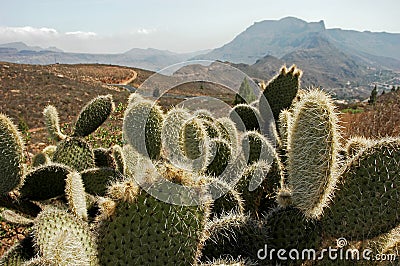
[65,31,97,38]
[136,28,156,35]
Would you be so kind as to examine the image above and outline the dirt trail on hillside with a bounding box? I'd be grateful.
[120,70,137,85]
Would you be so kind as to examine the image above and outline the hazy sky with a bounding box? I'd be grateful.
[0,0,399,53]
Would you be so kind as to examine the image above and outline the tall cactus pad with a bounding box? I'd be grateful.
[181,118,208,160]
[43,105,66,141]
[81,167,122,196]
[97,182,210,265]
[19,164,71,200]
[216,118,238,153]
[162,107,191,166]
[123,100,164,160]
[323,138,400,240]
[262,65,302,120]
[53,138,95,172]
[229,104,261,132]
[65,172,88,220]
[112,145,124,173]
[33,208,98,266]
[287,89,340,219]
[0,114,25,194]
[73,94,115,137]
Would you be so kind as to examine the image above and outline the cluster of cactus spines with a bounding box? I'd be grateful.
[72,94,115,138]
[1,209,34,225]
[277,109,292,151]
[65,172,88,220]
[19,164,71,200]
[97,178,211,265]
[0,114,25,195]
[123,99,164,160]
[261,64,302,120]
[345,136,374,159]
[323,138,400,241]
[229,104,261,132]
[33,208,98,266]
[43,105,66,142]
[52,137,95,172]
[285,89,341,219]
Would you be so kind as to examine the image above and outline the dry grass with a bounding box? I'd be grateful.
[340,90,400,139]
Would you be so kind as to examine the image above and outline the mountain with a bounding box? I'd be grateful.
[0,43,209,71]
[195,17,400,68]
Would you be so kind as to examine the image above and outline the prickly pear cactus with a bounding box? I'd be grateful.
[19,164,71,200]
[261,65,302,120]
[43,105,66,142]
[206,139,232,177]
[81,167,123,196]
[286,89,340,219]
[53,137,95,172]
[73,94,115,137]
[97,179,211,265]
[33,208,98,266]
[324,138,400,241]
[180,118,208,161]
[123,99,164,160]
[0,114,25,195]
[229,104,261,132]
[65,172,87,220]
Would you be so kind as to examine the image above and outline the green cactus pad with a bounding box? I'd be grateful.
[161,107,191,166]
[81,167,123,196]
[53,137,95,172]
[261,65,302,120]
[42,105,66,142]
[33,208,98,266]
[73,94,115,137]
[287,89,340,219]
[0,114,25,195]
[19,164,71,200]
[323,138,400,241]
[241,131,276,166]
[123,99,164,160]
[180,118,208,161]
[97,181,211,265]
[229,104,261,132]
[111,145,124,173]
[265,207,322,262]
[93,147,114,168]
[1,209,34,225]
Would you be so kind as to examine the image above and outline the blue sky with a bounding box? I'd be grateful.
[0,0,399,53]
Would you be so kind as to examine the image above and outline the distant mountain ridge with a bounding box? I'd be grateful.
[0,42,209,71]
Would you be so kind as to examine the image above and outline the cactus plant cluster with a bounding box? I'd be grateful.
[1,65,400,266]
